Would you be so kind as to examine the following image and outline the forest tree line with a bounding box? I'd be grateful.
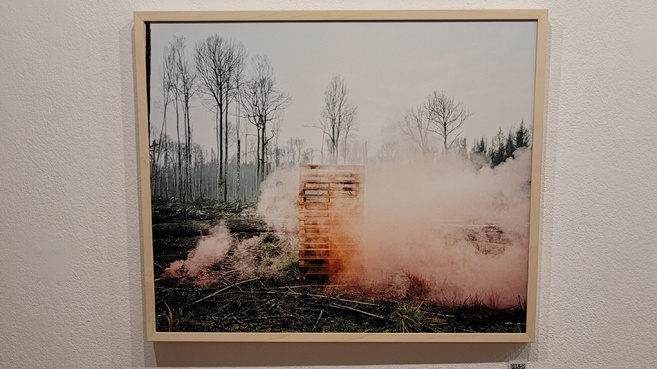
[148,33,532,204]
[149,33,366,203]
[393,89,531,166]
[149,34,293,203]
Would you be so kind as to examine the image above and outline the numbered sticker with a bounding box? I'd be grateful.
[509,359,527,369]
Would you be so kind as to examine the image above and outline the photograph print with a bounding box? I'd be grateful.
[136,10,546,341]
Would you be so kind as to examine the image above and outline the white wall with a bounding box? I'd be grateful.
[1,1,655,368]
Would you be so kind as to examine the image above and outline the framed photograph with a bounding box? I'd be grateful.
[134,10,547,342]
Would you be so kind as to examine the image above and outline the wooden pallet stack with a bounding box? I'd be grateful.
[298,165,364,282]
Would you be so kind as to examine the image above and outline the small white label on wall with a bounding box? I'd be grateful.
[509,359,527,369]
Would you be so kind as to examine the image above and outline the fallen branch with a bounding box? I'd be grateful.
[313,309,325,330]
[309,293,379,307]
[224,218,269,235]
[242,315,298,323]
[152,222,210,238]
[192,277,260,305]
[267,288,379,307]
[272,285,316,290]
[328,303,386,320]
[219,268,241,276]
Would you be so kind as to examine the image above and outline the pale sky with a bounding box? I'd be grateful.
[149,20,537,154]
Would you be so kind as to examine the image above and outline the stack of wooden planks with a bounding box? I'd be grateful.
[298,165,364,282]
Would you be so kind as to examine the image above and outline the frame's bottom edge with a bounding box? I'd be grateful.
[147,331,533,343]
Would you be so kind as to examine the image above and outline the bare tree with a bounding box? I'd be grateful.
[180,44,197,199]
[425,91,472,153]
[314,75,357,164]
[166,38,184,199]
[270,119,282,170]
[399,105,432,155]
[195,35,246,202]
[301,148,315,165]
[286,137,306,165]
[240,55,291,183]
[226,50,246,199]
[171,37,197,201]
[377,139,400,162]
[233,60,245,203]
[151,47,175,197]
[341,115,356,164]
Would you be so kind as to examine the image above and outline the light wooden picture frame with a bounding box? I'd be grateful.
[135,10,547,343]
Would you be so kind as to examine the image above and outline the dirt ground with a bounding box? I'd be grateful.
[151,202,526,333]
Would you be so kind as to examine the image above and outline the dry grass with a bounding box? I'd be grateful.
[152,202,526,333]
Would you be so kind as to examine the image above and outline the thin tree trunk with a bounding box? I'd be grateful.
[236,101,241,203]
[223,100,229,203]
[163,146,170,198]
[153,103,168,197]
[260,125,266,183]
[185,101,191,201]
[214,108,219,200]
[236,138,241,202]
[174,98,182,200]
[256,127,261,184]
[219,104,224,202]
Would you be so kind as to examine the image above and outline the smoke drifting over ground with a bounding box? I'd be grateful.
[163,169,300,284]
[163,223,234,286]
[256,168,300,237]
[294,150,530,307]
[164,151,531,307]
[353,150,532,307]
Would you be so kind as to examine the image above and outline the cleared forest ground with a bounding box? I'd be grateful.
[152,201,526,333]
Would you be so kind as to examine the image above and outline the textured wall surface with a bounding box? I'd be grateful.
[1,1,656,368]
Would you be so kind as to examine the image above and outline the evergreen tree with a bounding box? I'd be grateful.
[505,129,516,159]
[490,128,506,167]
[515,119,530,148]
[471,137,488,157]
